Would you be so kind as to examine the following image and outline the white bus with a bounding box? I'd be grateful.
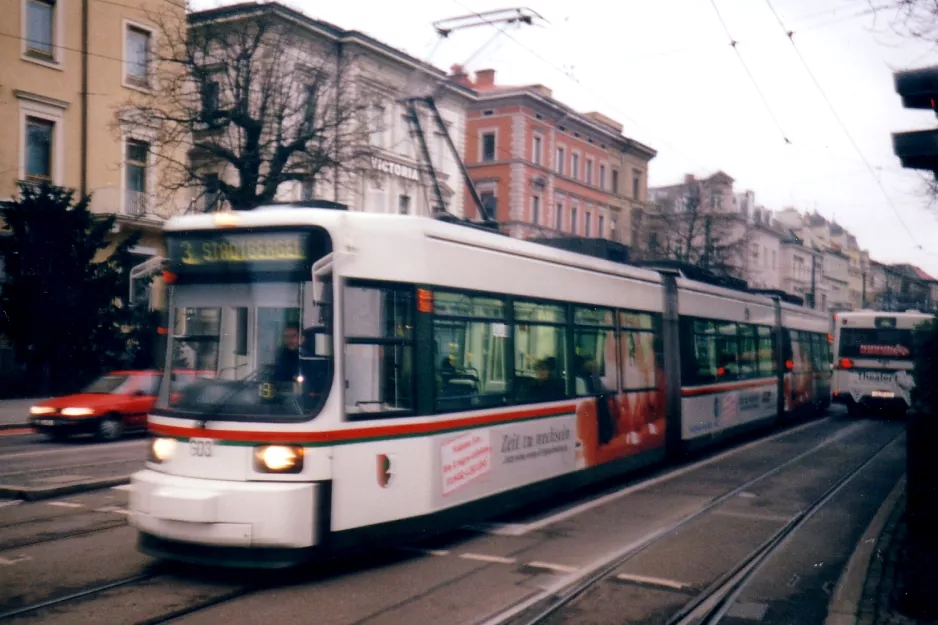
[832,309,932,416]
[129,204,831,568]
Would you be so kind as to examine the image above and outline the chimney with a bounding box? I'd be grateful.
[684,173,695,185]
[475,68,496,88]
[450,64,472,88]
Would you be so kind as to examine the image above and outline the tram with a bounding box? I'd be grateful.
[129,203,831,567]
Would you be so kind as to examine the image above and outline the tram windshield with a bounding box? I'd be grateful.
[156,227,334,421]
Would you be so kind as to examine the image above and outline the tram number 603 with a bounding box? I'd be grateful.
[189,438,213,457]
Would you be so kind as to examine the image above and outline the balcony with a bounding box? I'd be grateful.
[124,190,148,217]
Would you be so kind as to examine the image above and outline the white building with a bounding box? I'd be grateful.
[189,2,474,218]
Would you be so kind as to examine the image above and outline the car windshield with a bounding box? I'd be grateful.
[83,375,134,394]
[158,280,333,421]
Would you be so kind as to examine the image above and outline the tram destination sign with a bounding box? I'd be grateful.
[167,230,324,281]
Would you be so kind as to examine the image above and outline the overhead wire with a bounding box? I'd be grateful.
[762,0,929,254]
[708,0,791,145]
[444,0,708,170]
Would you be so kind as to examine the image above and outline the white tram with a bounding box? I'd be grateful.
[832,309,932,416]
[129,204,832,567]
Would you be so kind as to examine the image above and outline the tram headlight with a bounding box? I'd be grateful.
[149,437,177,463]
[254,445,304,473]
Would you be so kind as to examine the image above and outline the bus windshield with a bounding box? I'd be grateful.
[156,227,334,422]
[838,328,914,360]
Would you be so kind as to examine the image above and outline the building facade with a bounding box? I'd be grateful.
[455,67,655,244]
[643,172,751,281]
[188,3,474,220]
[0,0,188,280]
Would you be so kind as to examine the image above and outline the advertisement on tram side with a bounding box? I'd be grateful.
[681,384,777,439]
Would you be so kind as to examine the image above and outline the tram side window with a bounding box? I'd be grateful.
[514,300,568,403]
[344,283,414,417]
[788,331,809,372]
[738,324,758,379]
[757,326,776,375]
[433,291,509,412]
[686,319,718,385]
[620,311,657,391]
[715,322,739,381]
[574,307,617,396]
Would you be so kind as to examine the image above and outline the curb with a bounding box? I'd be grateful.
[824,474,907,625]
[0,475,132,501]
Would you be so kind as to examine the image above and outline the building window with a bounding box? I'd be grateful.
[556,147,565,175]
[763,246,768,267]
[203,173,221,212]
[125,25,151,87]
[570,206,578,234]
[772,250,777,270]
[300,179,314,201]
[368,104,388,148]
[531,195,540,225]
[202,80,220,120]
[399,194,411,215]
[533,135,543,165]
[125,140,148,216]
[479,191,497,219]
[598,214,605,238]
[25,0,54,59]
[611,169,619,194]
[585,159,593,185]
[611,217,618,241]
[555,202,563,230]
[584,212,592,237]
[632,170,641,199]
[481,132,496,162]
[24,116,54,181]
[599,165,606,190]
[571,153,579,180]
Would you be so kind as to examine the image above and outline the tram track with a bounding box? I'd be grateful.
[0,572,160,621]
[486,420,897,625]
[0,518,128,552]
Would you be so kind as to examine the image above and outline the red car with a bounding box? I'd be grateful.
[28,370,161,441]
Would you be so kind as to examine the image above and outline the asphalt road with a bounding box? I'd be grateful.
[0,412,907,625]
[0,430,147,498]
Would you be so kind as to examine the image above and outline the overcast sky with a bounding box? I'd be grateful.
[193,0,938,276]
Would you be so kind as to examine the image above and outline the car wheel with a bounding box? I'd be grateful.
[96,415,124,441]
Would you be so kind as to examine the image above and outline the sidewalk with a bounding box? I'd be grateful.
[0,398,46,429]
[828,477,934,625]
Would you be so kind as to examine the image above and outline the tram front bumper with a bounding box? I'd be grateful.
[129,469,321,549]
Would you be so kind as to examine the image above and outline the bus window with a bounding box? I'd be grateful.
[839,328,914,360]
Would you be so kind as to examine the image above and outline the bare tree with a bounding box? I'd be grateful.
[120,4,377,212]
[635,183,750,281]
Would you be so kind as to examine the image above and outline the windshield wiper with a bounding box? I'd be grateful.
[192,370,259,428]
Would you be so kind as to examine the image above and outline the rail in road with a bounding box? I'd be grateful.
[0,414,906,625]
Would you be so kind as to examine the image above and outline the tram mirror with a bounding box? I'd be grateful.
[235,307,249,356]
